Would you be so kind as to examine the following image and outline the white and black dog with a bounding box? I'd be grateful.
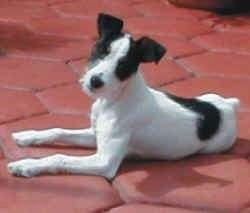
[8,13,240,179]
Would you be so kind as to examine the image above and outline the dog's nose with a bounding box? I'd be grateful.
[90,75,104,89]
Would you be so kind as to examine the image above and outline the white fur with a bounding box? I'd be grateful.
[8,34,239,179]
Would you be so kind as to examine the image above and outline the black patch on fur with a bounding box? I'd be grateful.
[166,92,221,141]
[88,13,167,82]
[89,33,124,62]
[115,38,140,81]
[115,37,167,81]
[136,37,166,64]
[97,13,123,37]
[89,13,124,63]
[89,36,141,82]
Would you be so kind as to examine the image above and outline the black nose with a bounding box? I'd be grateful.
[90,75,104,89]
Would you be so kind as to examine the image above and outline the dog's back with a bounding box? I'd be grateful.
[129,88,239,159]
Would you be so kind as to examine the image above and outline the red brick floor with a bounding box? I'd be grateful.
[0,0,250,212]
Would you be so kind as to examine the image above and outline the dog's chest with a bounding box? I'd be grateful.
[93,101,125,140]
[94,110,115,137]
[93,97,141,135]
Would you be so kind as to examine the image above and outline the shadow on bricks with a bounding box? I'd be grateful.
[117,154,245,197]
[0,174,99,197]
[0,22,74,53]
[229,138,250,157]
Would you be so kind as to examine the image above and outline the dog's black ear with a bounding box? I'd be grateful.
[97,13,123,37]
[136,37,166,64]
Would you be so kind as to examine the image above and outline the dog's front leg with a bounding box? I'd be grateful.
[8,154,107,178]
[8,132,130,179]
[12,128,96,148]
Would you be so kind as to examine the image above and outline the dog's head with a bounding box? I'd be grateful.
[79,13,166,99]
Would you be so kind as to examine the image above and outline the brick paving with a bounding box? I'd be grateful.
[0,0,249,212]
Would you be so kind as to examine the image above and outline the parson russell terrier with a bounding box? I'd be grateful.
[8,13,240,179]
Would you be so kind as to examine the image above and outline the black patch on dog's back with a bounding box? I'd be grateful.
[166,92,221,141]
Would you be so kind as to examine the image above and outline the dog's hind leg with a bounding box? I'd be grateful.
[12,128,96,148]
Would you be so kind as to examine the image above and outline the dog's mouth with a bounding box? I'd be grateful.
[86,84,98,93]
[80,81,101,98]
[81,82,93,93]
[79,78,94,93]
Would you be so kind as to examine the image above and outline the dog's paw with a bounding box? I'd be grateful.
[12,131,39,147]
[8,159,38,178]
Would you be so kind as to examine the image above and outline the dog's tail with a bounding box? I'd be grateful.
[225,98,240,110]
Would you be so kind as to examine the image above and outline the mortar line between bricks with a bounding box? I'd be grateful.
[212,27,250,35]
[173,49,208,60]
[0,19,74,42]
[0,111,49,126]
[210,48,250,57]
[51,8,109,20]
[187,30,216,41]
[33,80,78,93]
[65,56,87,64]
[66,62,79,74]
[136,200,218,213]
[35,31,91,41]
[0,139,12,160]
[0,80,79,93]
[0,112,52,128]
[65,57,88,74]
[174,59,197,75]
[194,72,250,80]
[101,203,159,213]
[0,85,30,92]
[48,0,82,7]
[176,56,250,81]
[44,110,90,117]
[6,53,85,64]
[33,90,59,112]
[0,19,33,32]
[94,202,125,213]
[181,37,250,56]
[8,53,63,62]
[104,196,217,213]
[198,13,218,22]
[9,53,89,64]
[0,139,5,159]
[158,74,195,87]
[34,87,92,117]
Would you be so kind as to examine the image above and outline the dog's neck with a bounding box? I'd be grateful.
[98,71,150,109]
[119,71,149,102]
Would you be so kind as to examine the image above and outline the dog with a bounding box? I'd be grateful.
[8,13,240,179]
